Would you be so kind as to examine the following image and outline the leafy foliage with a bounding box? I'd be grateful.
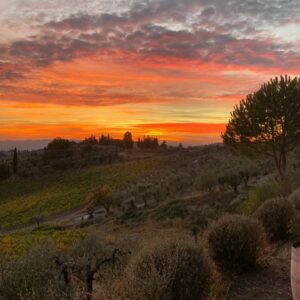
[87,185,113,215]
[223,76,300,179]
[241,182,281,215]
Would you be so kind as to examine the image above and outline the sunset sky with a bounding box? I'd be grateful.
[0,0,300,144]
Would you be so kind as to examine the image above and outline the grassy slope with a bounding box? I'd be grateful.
[0,226,87,256]
[0,157,162,228]
[0,219,187,256]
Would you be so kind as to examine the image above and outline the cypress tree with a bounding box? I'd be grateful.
[13,148,18,174]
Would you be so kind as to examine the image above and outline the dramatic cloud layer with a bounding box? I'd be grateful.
[0,0,299,143]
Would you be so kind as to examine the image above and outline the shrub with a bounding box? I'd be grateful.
[192,204,214,229]
[197,171,217,192]
[0,240,70,300]
[218,173,242,193]
[0,162,10,181]
[207,215,264,274]
[284,169,300,192]
[122,238,211,300]
[119,203,144,223]
[50,158,74,170]
[255,198,296,241]
[153,200,189,220]
[241,181,281,215]
[288,188,300,210]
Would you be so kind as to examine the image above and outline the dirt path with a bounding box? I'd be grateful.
[227,241,293,300]
[0,190,203,235]
[0,205,106,234]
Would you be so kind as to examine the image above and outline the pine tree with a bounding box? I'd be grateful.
[222,75,300,180]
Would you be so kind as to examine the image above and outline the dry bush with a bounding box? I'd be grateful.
[0,240,71,300]
[192,204,215,228]
[255,198,296,241]
[120,237,212,300]
[288,188,300,210]
[196,171,217,193]
[208,214,264,274]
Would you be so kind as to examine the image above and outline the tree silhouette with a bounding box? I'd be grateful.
[99,134,111,145]
[83,135,98,145]
[123,131,134,150]
[46,137,72,151]
[137,136,159,150]
[222,75,300,180]
[160,140,167,150]
[13,148,18,174]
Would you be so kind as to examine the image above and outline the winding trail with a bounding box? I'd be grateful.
[0,190,203,235]
[0,205,106,234]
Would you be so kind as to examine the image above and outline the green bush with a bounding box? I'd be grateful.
[208,215,264,274]
[122,238,211,300]
[241,181,281,215]
[255,198,295,241]
[153,200,189,220]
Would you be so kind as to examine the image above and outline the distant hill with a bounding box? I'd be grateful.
[0,140,51,151]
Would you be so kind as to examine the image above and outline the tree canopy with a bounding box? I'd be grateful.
[123,132,134,150]
[87,185,113,215]
[222,75,300,179]
[46,137,73,151]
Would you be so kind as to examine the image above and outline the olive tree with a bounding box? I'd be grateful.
[222,76,300,180]
[87,185,113,216]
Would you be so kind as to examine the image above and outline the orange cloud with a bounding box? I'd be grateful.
[1,11,300,144]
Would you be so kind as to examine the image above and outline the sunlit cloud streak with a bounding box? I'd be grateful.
[0,0,299,143]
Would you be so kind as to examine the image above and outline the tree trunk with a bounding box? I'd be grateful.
[194,233,198,244]
[233,185,238,193]
[85,272,94,300]
[277,151,287,182]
